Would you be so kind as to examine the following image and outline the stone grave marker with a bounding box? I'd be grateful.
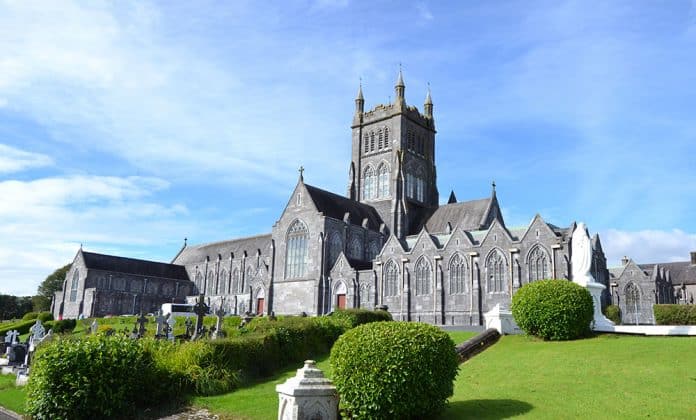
[184,317,194,338]
[166,314,176,341]
[192,294,209,340]
[136,313,148,338]
[212,305,225,339]
[90,319,98,335]
[155,310,166,338]
[276,360,338,420]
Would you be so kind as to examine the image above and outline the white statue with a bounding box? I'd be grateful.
[571,223,593,286]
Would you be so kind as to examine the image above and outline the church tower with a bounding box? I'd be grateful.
[348,70,438,238]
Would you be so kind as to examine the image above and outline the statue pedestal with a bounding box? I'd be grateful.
[484,304,522,335]
[586,282,615,329]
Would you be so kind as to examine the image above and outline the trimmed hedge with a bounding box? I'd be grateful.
[22,312,39,321]
[0,319,37,337]
[512,279,594,340]
[330,321,459,419]
[37,312,53,322]
[329,308,393,328]
[654,304,696,325]
[26,335,166,419]
[604,305,621,325]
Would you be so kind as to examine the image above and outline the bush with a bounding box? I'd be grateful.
[330,321,459,419]
[26,335,167,419]
[604,305,621,325]
[22,312,38,321]
[512,279,594,340]
[37,312,53,322]
[49,319,76,334]
[329,308,393,328]
[0,319,37,337]
[654,304,696,325]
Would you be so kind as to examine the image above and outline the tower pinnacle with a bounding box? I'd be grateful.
[355,79,364,113]
[424,83,433,118]
[395,65,405,104]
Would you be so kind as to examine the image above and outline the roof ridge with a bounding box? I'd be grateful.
[190,233,272,249]
[82,251,177,266]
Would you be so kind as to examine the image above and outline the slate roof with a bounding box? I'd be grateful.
[639,261,696,285]
[424,198,492,233]
[172,234,272,266]
[81,251,189,280]
[346,257,373,271]
[304,184,383,229]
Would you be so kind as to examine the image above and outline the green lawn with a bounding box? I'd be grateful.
[193,332,696,419]
[0,374,26,415]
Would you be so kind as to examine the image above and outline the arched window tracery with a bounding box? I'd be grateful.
[384,260,399,297]
[69,270,79,302]
[415,257,432,295]
[328,232,343,267]
[363,166,377,200]
[285,220,309,278]
[527,245,550,283]
[449,254,467,294]
[378,163,390,198]
[486,250,507,293]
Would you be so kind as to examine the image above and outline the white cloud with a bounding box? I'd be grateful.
[601,228,696,267]
[0,144,53,173]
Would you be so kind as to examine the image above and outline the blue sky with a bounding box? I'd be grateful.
[1,0,696,296]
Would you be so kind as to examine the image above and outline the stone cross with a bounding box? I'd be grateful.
[184,317,194,338]
[136,313,148,337]
[192,294,209,338]
[166,314,176,341]
[5,330,19,344]
[154,311,166,338]
[29,321,46,347]
[90,320,98,335]
[212,305,225,339]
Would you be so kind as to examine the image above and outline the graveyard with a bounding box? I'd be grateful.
[0,307,695,418]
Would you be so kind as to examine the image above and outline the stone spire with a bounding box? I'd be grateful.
[447,190,457,204]
[355,79,364,114]
[424,83,433,118]
[395,65,405,105]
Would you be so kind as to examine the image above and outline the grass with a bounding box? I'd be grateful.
[0,374,26,415]
[192,332,696,419]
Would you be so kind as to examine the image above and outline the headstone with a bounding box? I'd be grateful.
[166,315,176,341]
[90,320,98,335]
[192,294,209,340]
[276,360,338,420]
[5,330,20,345]
[212,305,225,339]
[155,311,166,338]
[8,344,27,364]
[129,325,139,340]
[136,313,148,338]
[184,317,194,338]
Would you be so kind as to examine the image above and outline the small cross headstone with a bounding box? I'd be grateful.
[166,315,176,341]
[136,313,148,338]
[90,320,98,335]
[5,330,19,345]
[184,317,194,338]
[212,305,225,339]
[192,294,209,340]
[154,311,166,338]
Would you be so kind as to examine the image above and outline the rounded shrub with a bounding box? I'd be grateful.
[37,312,53,322]
[330,321,459,419]
[26,335,164,419]
[22,312,38,321]
[604,304,621,325]
[512,279,594,340]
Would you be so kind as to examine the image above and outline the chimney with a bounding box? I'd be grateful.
[621,256,630,266]
[691,251,696,265]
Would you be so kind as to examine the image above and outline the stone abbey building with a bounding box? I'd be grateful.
[55,72,617,323]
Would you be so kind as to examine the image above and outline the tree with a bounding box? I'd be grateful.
[34,263,71,311]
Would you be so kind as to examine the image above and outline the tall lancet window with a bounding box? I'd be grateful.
[384,260,399,297]
[486,250,507,293]
[415,257,432,295]
[378,163,390,198]
[363,166,377,200]
[527,246,549,283]
[219,268,228,295]
[449,254,467,294]
[69,270,79,302]
[285,220,309,278]
[625,282,641,317]
[328,232,343,267]
[231,268,239,293]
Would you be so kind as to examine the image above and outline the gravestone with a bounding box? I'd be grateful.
[90,320,98,335]
[184,317,194,338]
[136,313,148,338]
[276,360,338,420]
[155,311,166,338]
[192,294,209,340]
[212,305,225,339]
[166,315,176,341]
[8,344,27,364]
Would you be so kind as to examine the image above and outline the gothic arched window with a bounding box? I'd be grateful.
[367,240,380,260]
[363,134,369,153]
[194,271,203,293]
[527,245,550,283]
[378,163,390,198]
[219,268,228,295]
[486,250,507,293]
[625,282,641,317]
[285,220,309,278]
[207,270,216,295]
[363,166,377,200]
[69,270,79,302]
[328,232,343,267]
[348,236,363,260]
[449,254,467,294]
[231,268,239,293]
[415,257,431,295]
[384,260,399,297]
[245,266,254,290]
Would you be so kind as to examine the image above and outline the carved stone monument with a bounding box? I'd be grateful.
[484,304,522,335]
[166,314,176,341]
[572,223,615,329]
[276,360,338,420]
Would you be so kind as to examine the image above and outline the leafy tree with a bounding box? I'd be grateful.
[38,263,71,298]
[0,295,33,320]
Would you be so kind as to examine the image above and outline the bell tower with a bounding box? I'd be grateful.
[348,70,438,238]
